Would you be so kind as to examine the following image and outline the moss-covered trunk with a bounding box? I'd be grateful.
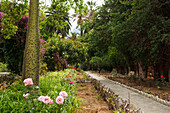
[22,0,40,86]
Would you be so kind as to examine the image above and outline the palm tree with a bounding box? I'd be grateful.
[72,14,85,36]
[86,1,96,21]
[44,2,71,38]
[72,0,88,37]
[69,32,78,40]
[56,14,71,38]
[72,1,96,36]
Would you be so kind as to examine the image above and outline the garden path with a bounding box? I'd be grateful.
[85,71,170,113]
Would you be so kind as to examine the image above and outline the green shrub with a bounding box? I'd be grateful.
[89,56,104,73]
[0,62,8,72]
[42,36,87,71]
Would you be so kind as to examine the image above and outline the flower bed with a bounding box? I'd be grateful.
[0,69,80,112]
[67,66,80,70]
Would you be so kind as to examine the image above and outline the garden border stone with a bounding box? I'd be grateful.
[90,78,142,113]
[89,72,170,107]
[0,72,10,77]
[85,71,170,113]
[108,78,170,107]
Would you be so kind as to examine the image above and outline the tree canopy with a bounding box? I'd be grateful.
[81,0,170,80]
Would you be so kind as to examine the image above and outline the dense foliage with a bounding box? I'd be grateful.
[41,35,87,71]
[40,0,72,39]
[0,0,87,74]
[0,1,29,74]
[82,0,170,80]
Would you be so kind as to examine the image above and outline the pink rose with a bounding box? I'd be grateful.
[38,96,45,102]
[69,81,73,84]
[59,91,68,99]
[49,99,53,104]
[23,78,33,86]
[40,39,45,43]
[43,96,51,104]
[23,93,29,98]
[56,96,64,104]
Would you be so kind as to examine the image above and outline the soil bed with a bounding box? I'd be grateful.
[75,72,111,113]
[75,83,111,113]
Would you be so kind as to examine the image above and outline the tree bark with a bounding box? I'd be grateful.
[98,66,102,74]
[168,66,170,82]
[138,61,144,78]
[80,24,83,36]
[22,0,40,86]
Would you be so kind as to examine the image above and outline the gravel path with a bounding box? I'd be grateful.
[85,71,170,113]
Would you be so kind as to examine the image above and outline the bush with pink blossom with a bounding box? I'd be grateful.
[0,1,46,75]
[0,69,80,112]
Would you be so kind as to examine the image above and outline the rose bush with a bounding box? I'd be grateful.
[23,78,33,86]
[56,96,64,104]
[59,91,68,99]
[0,69,80,112]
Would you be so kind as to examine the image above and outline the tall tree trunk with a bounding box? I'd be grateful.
[168,66,170,82]
[135,64,139,76]
[98,66,102,74]
[80,24,83,36]
[22,0,40,86]
[138,61,144,78]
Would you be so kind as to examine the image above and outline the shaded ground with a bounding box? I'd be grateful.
[96,72,170,101]
[75,83,111,113]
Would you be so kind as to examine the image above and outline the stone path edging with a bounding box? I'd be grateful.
[85,71,170,107]
[107,78,170,107]
[0,72,10,77]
